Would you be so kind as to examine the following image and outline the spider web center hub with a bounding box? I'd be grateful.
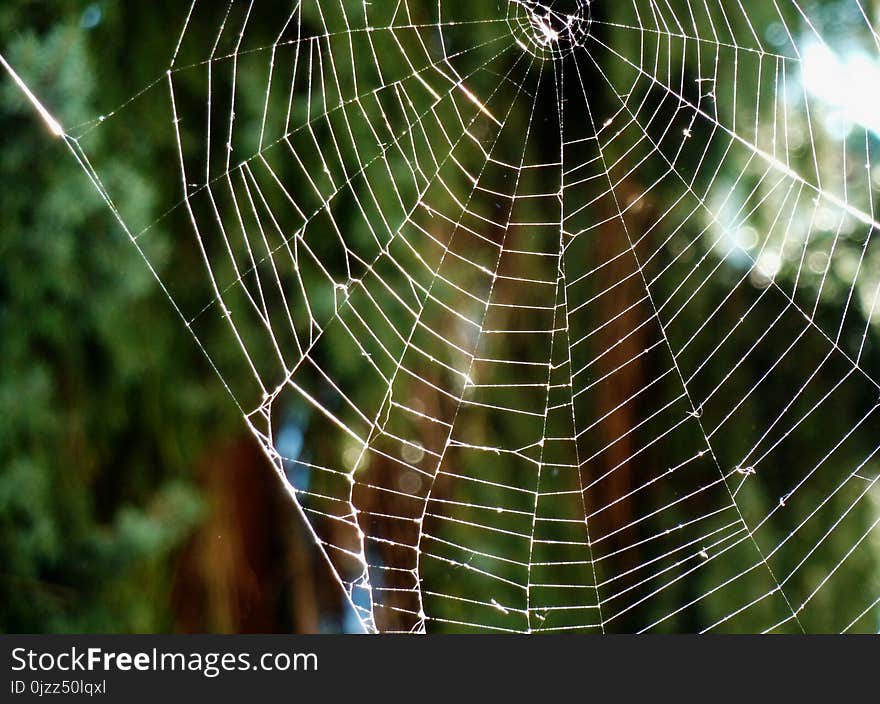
[507,0,592,60]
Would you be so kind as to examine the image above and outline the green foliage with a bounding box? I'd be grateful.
[0,6,231,632]
[1,0,878,633]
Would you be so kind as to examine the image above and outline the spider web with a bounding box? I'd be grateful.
[6,0,880,633]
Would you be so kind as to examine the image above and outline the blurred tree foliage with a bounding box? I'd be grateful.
[0,1,234,632]
[1,0,878,633]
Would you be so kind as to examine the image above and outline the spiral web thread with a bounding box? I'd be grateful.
[7,0,880,632]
